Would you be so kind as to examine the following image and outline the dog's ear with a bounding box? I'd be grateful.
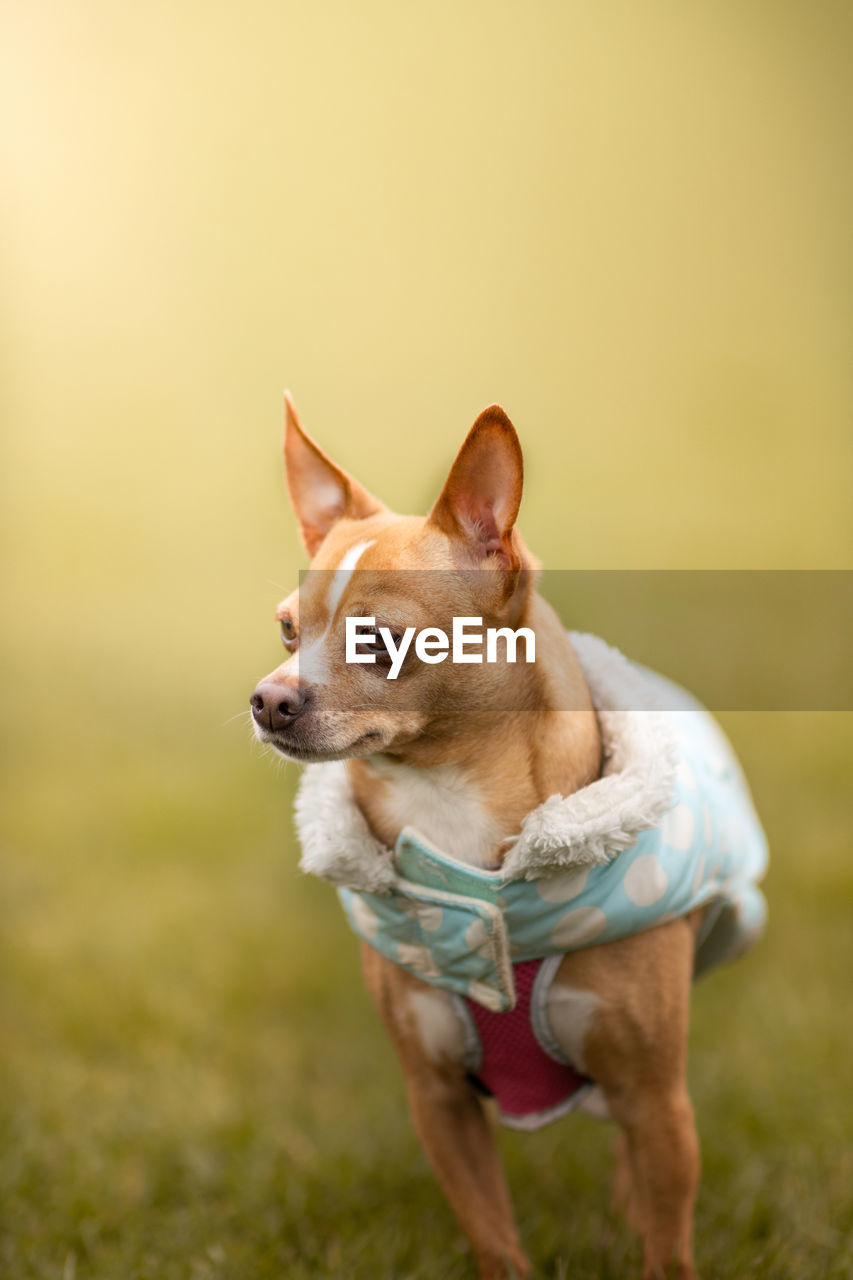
[427,404,524,569]
[283,393,386,556]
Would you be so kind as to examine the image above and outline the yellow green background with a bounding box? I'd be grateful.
[1,4,851,1277]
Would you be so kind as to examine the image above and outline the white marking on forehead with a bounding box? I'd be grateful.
[297,538,375,688]
[326,538,375,617]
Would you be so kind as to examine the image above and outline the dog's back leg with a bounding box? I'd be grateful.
[361,944,530,1280]
[552,917,701,1280]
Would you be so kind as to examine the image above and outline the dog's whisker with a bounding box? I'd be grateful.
[222,709,253,727]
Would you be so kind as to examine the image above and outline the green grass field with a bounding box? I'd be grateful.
[2,709,851,1279]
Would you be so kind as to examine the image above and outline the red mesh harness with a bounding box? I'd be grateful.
[462,958,592,1130]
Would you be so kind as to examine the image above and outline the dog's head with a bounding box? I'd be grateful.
[250,395,538,763]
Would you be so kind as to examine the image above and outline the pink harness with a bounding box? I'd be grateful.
[461,958,592,1130]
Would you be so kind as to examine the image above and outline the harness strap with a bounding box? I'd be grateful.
[460,958,593,1130]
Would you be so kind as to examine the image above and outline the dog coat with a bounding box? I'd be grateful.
[293,633,769,1128]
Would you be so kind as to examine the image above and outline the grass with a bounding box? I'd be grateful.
[1,713,851,1279]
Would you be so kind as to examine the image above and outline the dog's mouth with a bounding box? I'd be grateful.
[260,729,384,763]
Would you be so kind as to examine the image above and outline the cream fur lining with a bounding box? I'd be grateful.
[294,632,682,892]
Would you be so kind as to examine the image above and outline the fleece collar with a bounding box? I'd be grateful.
[293,632,685,893]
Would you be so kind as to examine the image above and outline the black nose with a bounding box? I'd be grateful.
[250,681,309,732]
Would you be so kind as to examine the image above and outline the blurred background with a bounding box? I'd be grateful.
[1,3,851,1277]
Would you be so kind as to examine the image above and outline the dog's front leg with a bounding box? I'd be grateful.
[361,944,530,1280]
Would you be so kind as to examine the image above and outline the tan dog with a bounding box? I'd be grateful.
[252,397,707,1280]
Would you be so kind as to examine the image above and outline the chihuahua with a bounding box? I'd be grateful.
[250,397,767,1280]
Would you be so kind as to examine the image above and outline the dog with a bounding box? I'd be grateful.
[250,396,767,1280]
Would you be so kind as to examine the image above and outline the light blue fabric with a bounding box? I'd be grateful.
[339,706,768,1013]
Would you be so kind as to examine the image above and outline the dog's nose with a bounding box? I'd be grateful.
[250,681,309,731]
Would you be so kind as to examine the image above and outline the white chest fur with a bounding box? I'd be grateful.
[365,757,506,869]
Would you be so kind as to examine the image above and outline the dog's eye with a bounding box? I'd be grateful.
[356,631,401,665]
[280,618,297,648]
[356,632,385,655]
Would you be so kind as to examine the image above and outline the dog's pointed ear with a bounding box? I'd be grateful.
[283,393,386,556]
[427,404,524,569]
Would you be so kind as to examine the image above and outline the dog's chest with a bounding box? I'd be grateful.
[362,758,507,869]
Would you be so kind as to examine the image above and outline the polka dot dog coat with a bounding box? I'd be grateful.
[295,634,769,1129]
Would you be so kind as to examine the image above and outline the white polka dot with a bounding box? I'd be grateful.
[550,906,607,948]
[662,803,695,851]
[396,942,440,978]
[349,895,378,939]
[692,852,706,896]
[417,904,443,933]
[465,917,489,951]
[623,854,669,906]
[536,867,590,903]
